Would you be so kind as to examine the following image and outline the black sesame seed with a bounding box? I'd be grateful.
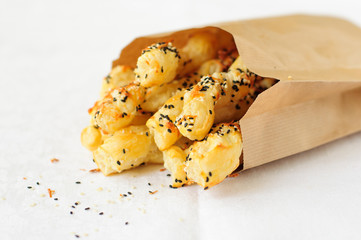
[148,183,151,186]
[125,222,129,225]
[145,132,149,136]
[27,186,32,189]
[128,192,132,195]
[85,207,90,210]
[167,174,171,177]
[36,182,40,185]
[70,211,73,215]
[167,129,172,133]
[75,181,81,184]
[99,212,104,215]
[121,96,128,102]
[209,172,212,176]
[209,110,212,114]
[123,149,126,154]
[206,177,209,182]
[54,198,58,201]
[204,187,209,190]
[117,161,121,165]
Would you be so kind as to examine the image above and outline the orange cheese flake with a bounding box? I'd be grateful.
[47,188,55,198]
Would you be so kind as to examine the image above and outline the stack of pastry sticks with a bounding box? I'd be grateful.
[81,32,277,189]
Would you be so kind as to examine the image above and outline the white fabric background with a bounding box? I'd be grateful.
[1,0,361,239]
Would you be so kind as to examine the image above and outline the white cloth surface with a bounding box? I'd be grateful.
[1,0,361,239]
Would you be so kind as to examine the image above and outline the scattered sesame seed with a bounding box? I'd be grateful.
[99,212,104,215]
[75,181,81,184]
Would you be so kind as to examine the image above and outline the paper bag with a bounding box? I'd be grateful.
[112,14,361,171]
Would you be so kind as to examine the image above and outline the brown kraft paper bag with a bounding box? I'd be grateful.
[112,14,361,171]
